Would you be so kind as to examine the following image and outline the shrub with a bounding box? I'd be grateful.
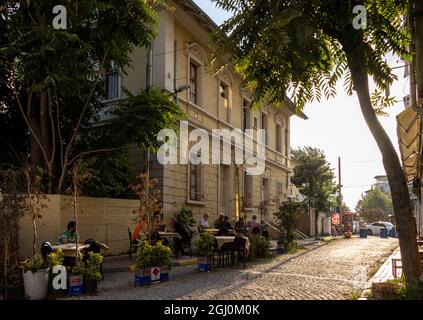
[22,255,45,273]
[177,207,196,228]
[136,240,171,269]
[150,241,172,268]
[251,235,269,258]
[47,249,64,268]
[82,252,104,281]
[194,232,215,257]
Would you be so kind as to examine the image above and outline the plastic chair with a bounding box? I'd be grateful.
[40,242,53,263]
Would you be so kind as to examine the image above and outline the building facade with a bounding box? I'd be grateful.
[104,0,306,226]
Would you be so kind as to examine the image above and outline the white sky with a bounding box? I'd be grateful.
[195,0,409,210]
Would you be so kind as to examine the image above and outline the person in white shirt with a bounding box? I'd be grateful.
[198,213,210,233]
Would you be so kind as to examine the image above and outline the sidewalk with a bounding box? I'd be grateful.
[359,248,400,300]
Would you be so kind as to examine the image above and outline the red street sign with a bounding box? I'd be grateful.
[331,213,340,225]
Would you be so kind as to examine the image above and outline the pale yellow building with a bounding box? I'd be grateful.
[103,0,307,225]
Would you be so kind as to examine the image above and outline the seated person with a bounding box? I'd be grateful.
[217,216,233,235]
[132,214,148,241]
[198,213,210,233]
[235,217,247,235]
[173,217,192,257]
[261,222,269,239]
[214,213,224,228]
[57,221,79,244]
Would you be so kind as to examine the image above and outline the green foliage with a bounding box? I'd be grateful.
[211,0,409,111]
[136,240,154,270]
[0,0,167,193]
[150,241,172,268]
[176,207,196,228]
[107,87,186,151]
[47,249,64,268]
[77,151,131,198]
[22,255,45,273]
[194,232,216,257]
[356,188,393,222]
[135,240,171,269]
[82,252,104,281]
[250,235,269,258]
[291,147,336,212]
[274,201,302,245]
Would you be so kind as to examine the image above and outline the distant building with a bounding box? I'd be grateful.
[374,175,390,194]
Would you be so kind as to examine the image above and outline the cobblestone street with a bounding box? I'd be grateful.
[72,237,398,300]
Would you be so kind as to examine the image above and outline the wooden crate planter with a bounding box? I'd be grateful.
[135,266,170,286]
[198,257,211,271]
[68,273,84,296]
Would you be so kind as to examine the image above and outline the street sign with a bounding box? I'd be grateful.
[331,213,340,225]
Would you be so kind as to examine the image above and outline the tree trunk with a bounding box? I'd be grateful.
[342,28,421,286]
[415,0,423,106]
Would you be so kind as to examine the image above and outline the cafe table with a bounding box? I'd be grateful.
[51,243,90,258]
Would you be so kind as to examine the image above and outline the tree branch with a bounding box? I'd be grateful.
[12,79,50,170]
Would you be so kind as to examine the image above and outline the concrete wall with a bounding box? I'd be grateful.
[18,195,140,259]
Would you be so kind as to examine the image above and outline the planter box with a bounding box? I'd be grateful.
[135,268,151,286]
[135,267,170,286]
[160,266,170,282]
[198,257,211,271]
[68,274,84,296]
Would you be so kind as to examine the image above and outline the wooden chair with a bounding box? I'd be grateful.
[230,237,247,268]
[127,228,138,258]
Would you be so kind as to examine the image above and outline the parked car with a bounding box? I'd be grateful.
[365,222,395,236]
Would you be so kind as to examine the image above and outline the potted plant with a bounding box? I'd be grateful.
[194,232,215,271]
[250,234,269,258]
[135,240,153,286]
[274,201,301,253]
[46,249,66,298]
[21,255,49,300]
[81,252,103,295]
[150,241,172,283]
[134,240,171,286]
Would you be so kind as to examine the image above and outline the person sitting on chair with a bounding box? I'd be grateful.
[235,217,247,235]
[132,214,148,241]
[198,213,210,233]
[57,221,79,244]
[217,216,233,236]
[261,222,269,239]
[214,213,224,228]
[173,217,191,258]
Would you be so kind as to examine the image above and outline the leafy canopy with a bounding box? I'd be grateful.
[211,0,409,111]
[291,147,336,212]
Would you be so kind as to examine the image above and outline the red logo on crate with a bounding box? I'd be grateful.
[152,268,160,277]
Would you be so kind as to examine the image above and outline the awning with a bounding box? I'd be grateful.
[396,107,421,181]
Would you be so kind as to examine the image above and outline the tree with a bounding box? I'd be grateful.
[211,0,421,286]
[0,0,180,194]
[356,188,393,222]
[291,147,336,234]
